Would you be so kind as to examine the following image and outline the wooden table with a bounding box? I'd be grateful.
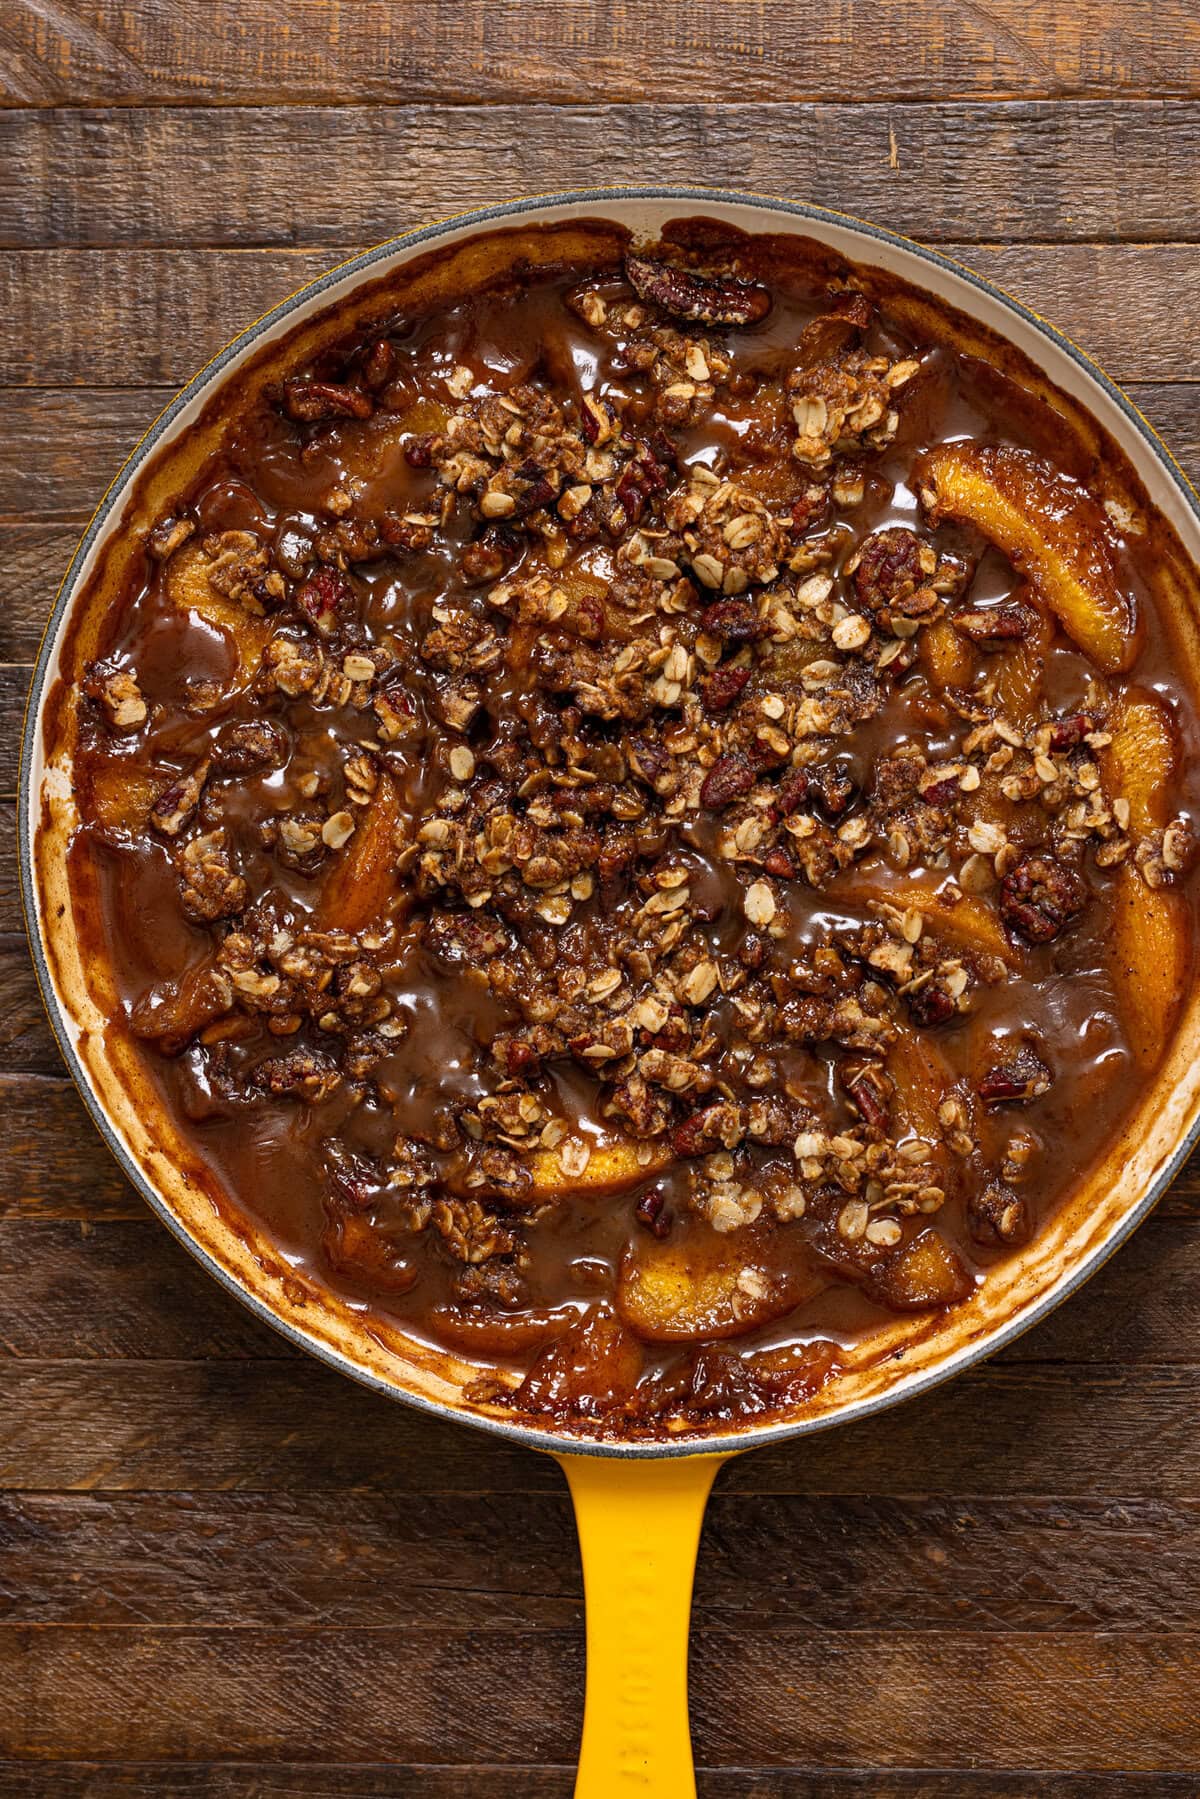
[3,5,1200,1792]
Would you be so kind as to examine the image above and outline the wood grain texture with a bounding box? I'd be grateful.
[2,1772,1196,1799]
[5,244,1200,388]
[2,4,1198,107]
[0,1075,141,1218]
[6,20,1200,1789]
[3,104,1200,247]
[0,940,60,1070]
[1,1621,1198,1769]
[5,1486,1200,1636]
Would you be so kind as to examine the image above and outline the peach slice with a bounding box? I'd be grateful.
[889,1024,952,1135]
[528,1137,669,1199]
[867,1227,972,1311]
[87,764,166,835]
[1101,692,1188,1069]
[167,542,271,686]
[617,1231,818,1343]
[317,768,403,935]
[513,1311,644,1412]
[430,1303,581,1359]
[848,879,1013,964]
[128,959,232,1050]
[988,609,1054,729]
[920,617,975,692]
[918,443,1136,672]
[1110,878,1187,1070]
[1102,691,1175,836]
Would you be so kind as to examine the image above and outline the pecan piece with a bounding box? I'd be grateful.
[977,1045,1052,1105]
[968,1176,1032,1246]
[700,751,757,809]
[702,599,766,641]
[625,253,772,327]
[906,982,957,1027]
[212,720,289,777]
[774,762,855,820]
[790,484,831,535]
[256,1050,341,1102]
[1047,712,1096,751]
[360,338,397,391]
[841,1061,892,1133]
[294,566,353,636]
[953,605,1034,644]
[670,1101,745,1157]
[849,527,938,620]
[635,1189,672,1239]
[282,378,373,423]
[702,664,752,711]
[999,853,1087,945]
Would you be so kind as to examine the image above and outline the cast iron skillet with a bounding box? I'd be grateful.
[21,189,1200,1795]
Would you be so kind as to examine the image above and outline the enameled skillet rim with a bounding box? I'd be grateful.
[19,184,1200,1460]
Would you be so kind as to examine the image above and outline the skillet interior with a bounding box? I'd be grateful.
[22,190,1200,1456]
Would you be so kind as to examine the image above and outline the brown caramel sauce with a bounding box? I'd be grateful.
[53,222,1200,1430]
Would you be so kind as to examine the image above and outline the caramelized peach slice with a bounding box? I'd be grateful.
[1110,878,1187,1070]
[430,1303,580,1358]
[128,960,232,1050]
[87,764,166,834]
[322,1211,418,1294]
[617,1231,818,1343]
[921,617,975,692]
[528,1136,669,1199]
[167,543,271,685]
[1102,692,1187,1068]
[888,1024,953,1153]
[1103,691,1175,835]
[513,1311,643,1413]
[398,396,449,437]
[918,444,1135,672]
[867,1227,972,1311]
[850,879,1012,964]
[316,769,402,935]
[988,609,1053,729]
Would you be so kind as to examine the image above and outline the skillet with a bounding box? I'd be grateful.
[21,188,1200,1795]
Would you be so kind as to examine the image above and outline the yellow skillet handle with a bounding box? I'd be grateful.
[557,1450,731,1797]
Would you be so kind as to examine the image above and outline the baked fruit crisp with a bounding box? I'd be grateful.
[64,227,1200,1433]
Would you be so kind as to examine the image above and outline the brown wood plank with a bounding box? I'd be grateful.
[3,240,1200,388]
[0,1775,575,1799]
[2,1209,1197,1365]
[0,940,60,1072]
[0,1772,1193,1799]
[1,1620,1198,1769]
[0,807,20,932]
[0,387,172,522]
[2,104,1199,251]
[0,527,72,662]
[0,674,28,795]
[6,1486,1200,1636]
[1,1359,1199,1497]
[0,1074,141,1220]
[0,1221,296,1359]
[1,10,1197,109]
